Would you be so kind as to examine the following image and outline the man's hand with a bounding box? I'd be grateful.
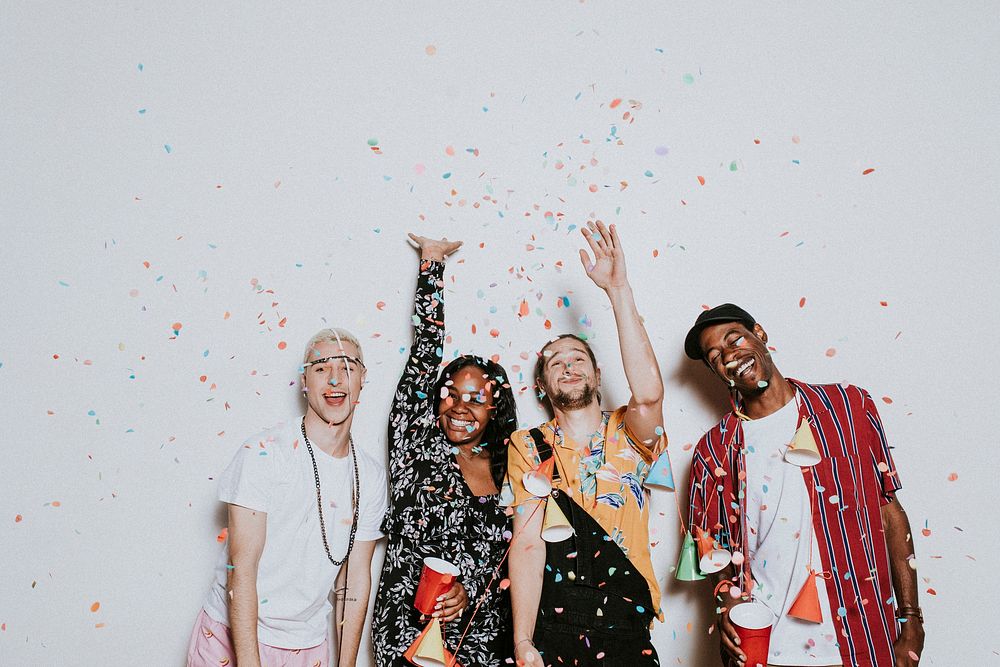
[408,233,463,262]
[515,639,545,666]
[432,580,468,623]
[579,221,627,292]
[717,597,748,666]
[893,621,925,667]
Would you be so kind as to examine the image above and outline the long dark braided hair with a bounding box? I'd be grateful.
[433,354,519,491]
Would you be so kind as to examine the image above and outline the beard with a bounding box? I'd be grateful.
[548,380,598,411]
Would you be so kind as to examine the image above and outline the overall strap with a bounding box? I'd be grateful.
[528,428,561,481]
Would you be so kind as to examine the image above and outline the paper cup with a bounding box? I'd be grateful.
[522,458,555,497]
[784,419,822,467]
[644,450,675,491]
[728,601,775,667]
[414,557,460,615]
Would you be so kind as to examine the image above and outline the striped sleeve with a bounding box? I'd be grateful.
[860,387,903,503]
[688,435,718,533]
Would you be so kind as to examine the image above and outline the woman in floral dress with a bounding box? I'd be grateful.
[372,234,517,666]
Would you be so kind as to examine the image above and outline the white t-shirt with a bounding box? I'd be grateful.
[742,398,842,666]
[202,420,387,649]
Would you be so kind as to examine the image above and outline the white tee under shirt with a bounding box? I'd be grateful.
[202,420,387,649]
[742,397,842,666]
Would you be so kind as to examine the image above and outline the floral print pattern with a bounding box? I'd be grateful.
[372,260,511,667]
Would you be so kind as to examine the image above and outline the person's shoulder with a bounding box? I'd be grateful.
[693,412,736,453]
[234,420,302,462]
[511,422,550,446]
[354,445,387,477]
[791,379,870,406]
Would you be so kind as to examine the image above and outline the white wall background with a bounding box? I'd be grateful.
[2,2,998,664]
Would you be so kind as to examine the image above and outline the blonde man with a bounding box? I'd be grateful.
[187,329,388,667]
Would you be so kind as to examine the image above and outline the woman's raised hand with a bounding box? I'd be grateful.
[408,233,463,262]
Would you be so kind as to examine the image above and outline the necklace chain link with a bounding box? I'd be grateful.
[301,418,359,566]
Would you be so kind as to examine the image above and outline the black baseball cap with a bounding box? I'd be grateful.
[684,304,756,360]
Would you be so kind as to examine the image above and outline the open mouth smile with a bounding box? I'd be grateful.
[726,357,755,378]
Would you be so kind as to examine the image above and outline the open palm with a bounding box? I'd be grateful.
[579,220,627,290]
[407,233,463,260]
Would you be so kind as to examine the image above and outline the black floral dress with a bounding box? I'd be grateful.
[372,260,512,667]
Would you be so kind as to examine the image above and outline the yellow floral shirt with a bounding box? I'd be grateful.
[507,406,666,619]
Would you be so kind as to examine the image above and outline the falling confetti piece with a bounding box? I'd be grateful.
[95,623,106,629]
[609,98,622,108]
[697,175,706,186]
[90,602,100,612]
[376,301,386,310]
[799,297,807,308]
[947,472,958,481]
[825,348,836,357]
[277,341,287,350]
[425,45,437,55]
[880,300,888,307]
[682,73,694,84]
[164,144,172,153]
[15,515,22,523]
[881,396,893,404]
[51,501,61,507]
[862,168,875,175]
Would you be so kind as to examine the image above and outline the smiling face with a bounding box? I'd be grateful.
[698,321,776,396]
[301,340,366,426]
[436,365,495,446]
[538,336,600,411]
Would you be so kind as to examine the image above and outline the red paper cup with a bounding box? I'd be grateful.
[414,557,461,615]
[728,601,775,667]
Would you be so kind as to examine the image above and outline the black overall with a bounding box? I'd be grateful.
[528,429,660,667]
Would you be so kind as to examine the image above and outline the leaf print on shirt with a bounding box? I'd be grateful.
[621,472,645,510]
[597,492,626,509]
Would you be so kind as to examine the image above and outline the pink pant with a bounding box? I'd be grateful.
[186,609,329,667]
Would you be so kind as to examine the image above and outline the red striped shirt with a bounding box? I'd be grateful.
[688,379,902,667]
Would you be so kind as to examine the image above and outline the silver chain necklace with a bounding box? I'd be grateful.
[300,418,359,566]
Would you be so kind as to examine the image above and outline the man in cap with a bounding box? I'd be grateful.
[685,304,924,667]
[186,328,388,667]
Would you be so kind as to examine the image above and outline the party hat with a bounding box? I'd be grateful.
[644,450,675,491]
[541,496,574,542]
[695,526,732,574]
[522,458,555,497]
[675,530,706,581]
[787,570,823,623]
[402,618,463,667]
[784,419,822,467]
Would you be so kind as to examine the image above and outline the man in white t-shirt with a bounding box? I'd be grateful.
[187,328,388,667]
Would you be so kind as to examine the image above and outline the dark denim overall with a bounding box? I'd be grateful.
[528,429,660,667]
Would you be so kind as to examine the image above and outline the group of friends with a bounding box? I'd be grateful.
[185,222,925,667]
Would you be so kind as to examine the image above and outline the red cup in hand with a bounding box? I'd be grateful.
[728,601,776,667]
[414,557,461,615]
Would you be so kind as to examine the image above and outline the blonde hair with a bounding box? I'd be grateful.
[302,328,364,364]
